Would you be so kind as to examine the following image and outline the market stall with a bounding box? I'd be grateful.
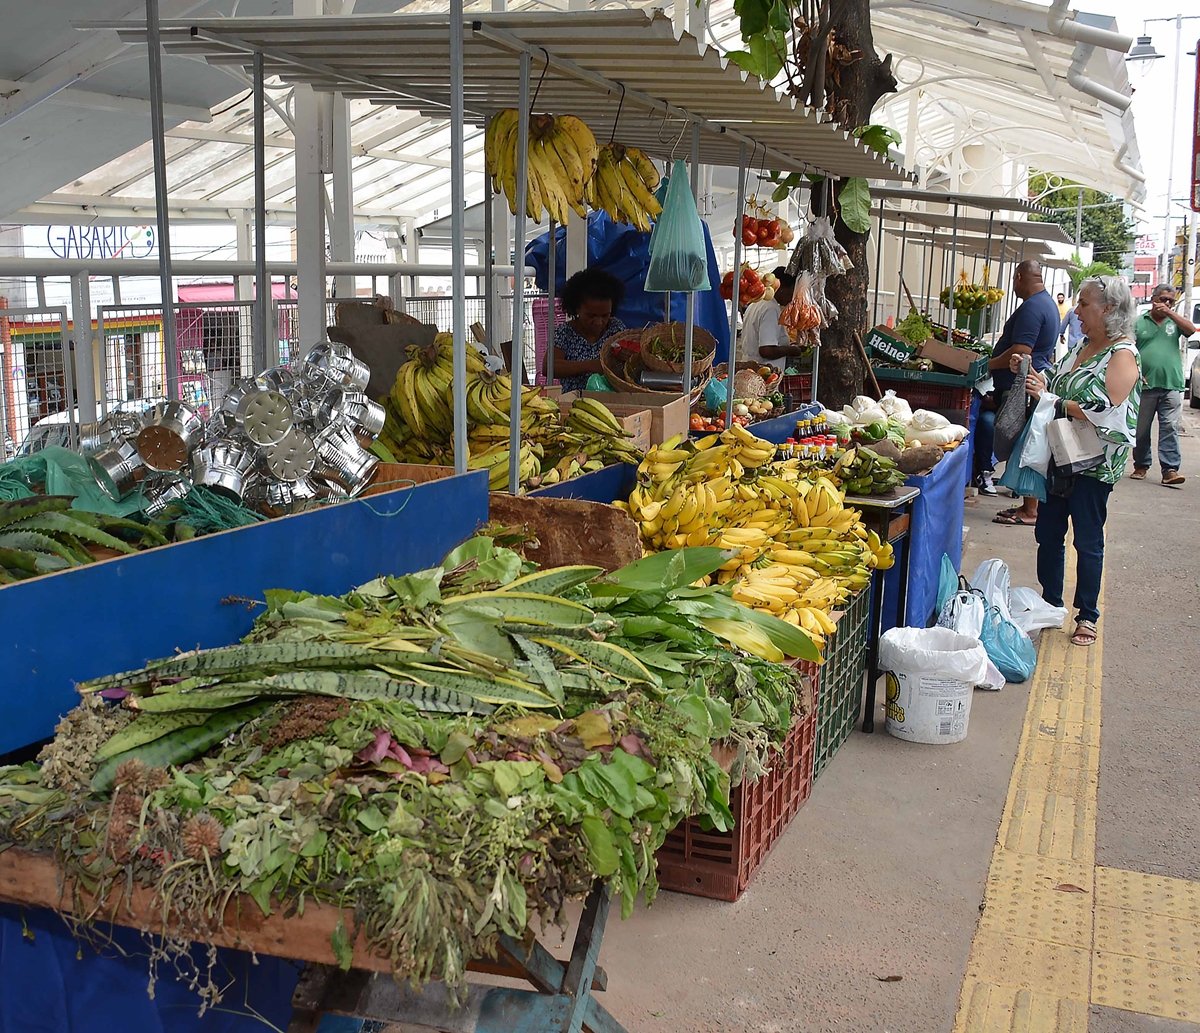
[0,8,921,1031]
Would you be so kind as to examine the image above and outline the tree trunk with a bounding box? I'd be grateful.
[814,0,896,410]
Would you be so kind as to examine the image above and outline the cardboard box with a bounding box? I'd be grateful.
[560,399,652,452]
[917,339,990,380]
[864,325,919,365]
[574,391,689,445]
[362,463,455,496]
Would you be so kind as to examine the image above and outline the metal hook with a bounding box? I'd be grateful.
[655,109,672,144]
[609,84,626,145]
[669,119,688,160]
[529,47,550,114]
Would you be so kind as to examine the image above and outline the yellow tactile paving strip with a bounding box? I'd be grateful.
[952,610,1200,1030]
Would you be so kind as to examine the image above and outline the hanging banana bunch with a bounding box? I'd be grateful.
[584,142,663,233]
[484,109,599,225]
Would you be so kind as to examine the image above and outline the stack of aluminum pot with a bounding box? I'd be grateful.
[86,342,386,516]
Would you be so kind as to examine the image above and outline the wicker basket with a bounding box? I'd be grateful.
[599,340,710,403]
[640,322,716,375]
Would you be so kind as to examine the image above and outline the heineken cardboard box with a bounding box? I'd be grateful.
[864,325,919,365]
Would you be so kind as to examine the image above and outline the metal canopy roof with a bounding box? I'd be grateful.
[886,231,1053,262]
[875,207,1074,246]
[107,10,907,182]
[694,0,1145,205]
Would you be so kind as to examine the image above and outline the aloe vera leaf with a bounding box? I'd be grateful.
[0,530,80,562]
[0,547,39,574]
[9,513,137,554]
[0,496,73,531]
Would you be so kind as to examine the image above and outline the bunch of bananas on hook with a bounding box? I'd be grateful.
[484,109,598,225]
[584,142,663,232]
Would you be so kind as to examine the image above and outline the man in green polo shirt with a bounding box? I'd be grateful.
[1132,284,1194,486]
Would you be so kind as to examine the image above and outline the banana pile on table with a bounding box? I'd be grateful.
[620,424,894,650]
[830,447,907,497]
[377,335,643,491]
[485,109,662,231]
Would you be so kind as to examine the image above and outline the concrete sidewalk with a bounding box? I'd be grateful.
[592,408,1200,1032]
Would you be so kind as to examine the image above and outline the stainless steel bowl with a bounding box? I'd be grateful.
[142,477,192,517]
[302,341,371,392]
[137,401,203,472]
[313,423,379,493]
[219,378,259,421]
[192,441,256,501]
[317,387,385,444]
[88,437,146,500]
[259,429,317,483]
[78,421,114,455]
[239,389,295,446]
[256,366,300,394]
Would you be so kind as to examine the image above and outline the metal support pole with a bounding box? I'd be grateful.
[946,203,959,332]
[450,0,469,478]
[330,93,355,301]
[508,52,531,491]
[895,215,909,321]
[982,213,995,335]
[145,0,178,401]
[69,272,97,424]
[1074,188,1084,249]
[483,174,495,354]
[726,144,747,431]
[546,218,556,385]
[1185,210,1197,319]
[683,123,699,395]
[872,209,884,326]
[1162,14,1183,287]
[252,52,269,373]
[925,228,936,313]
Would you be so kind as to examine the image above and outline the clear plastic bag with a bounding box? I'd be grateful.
[780,272,822,335]
[645,159,710,293]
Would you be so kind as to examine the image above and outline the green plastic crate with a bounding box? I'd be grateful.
[813,588,869,778]
[864,326,920,365]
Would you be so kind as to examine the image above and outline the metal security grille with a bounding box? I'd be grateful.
[0,305,73,456]
[97,301,258,418]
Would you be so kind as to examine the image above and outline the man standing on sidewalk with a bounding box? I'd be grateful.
[1131,284,1194,488]
[981,260,1061,523]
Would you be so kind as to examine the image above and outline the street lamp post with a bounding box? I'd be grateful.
[1126,15,1200,289]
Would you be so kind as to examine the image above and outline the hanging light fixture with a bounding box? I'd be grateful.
[1126,35,1164,62]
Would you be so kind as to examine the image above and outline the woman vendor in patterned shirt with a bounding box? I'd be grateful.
[548,268,627,392]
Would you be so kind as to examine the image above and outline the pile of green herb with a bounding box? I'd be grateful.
[0,540,813,1007]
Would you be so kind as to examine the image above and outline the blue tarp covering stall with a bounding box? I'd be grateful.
[525,210,732,363]
[882,440,970,631]
[0,905,301,1033]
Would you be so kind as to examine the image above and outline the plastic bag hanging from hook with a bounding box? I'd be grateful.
[645,159,709,293]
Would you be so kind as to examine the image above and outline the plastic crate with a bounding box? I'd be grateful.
[655,693,818,901]
[780,373,813,410]
[532,297,566,386]
[873,373,973,416]
[813,588,869,778]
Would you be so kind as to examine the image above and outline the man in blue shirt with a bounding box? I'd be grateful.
[974,260,1060,521]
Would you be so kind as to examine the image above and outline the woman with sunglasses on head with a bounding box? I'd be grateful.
[1011,275,1140,648]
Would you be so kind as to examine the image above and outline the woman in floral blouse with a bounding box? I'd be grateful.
[549,269,627,393]
[1013,275,1140,647]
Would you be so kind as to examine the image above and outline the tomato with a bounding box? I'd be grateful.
[690,414,706,431]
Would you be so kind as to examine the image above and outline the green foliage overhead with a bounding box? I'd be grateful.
[1028,172,1136,269]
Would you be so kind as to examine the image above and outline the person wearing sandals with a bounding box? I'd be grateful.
[1012,275,1140,647]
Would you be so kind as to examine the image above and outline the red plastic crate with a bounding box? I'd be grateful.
[655,680,818,901]
[780,373,813,409]
[882,380,972,415]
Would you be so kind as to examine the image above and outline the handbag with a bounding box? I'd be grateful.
[1047,415,1104,475]
[992,355,1031,463]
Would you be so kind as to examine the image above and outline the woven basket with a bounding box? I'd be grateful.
[640,322,717,375]
[600,340,710,404]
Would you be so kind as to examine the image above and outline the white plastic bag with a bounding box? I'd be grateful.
[879,627,991,744]
[1022,394,1057,477]
[1009,586,1069,634]
[971,558,1014,623]
[936,590,985,639]
[978,659,1007,693]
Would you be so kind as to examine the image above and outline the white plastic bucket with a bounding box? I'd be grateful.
[879,627,990,744]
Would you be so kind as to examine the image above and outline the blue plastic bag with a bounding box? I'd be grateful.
[935,554,959,620]
[997,419,1048,502]
[702,376,728,414]
[979,603,1037,682]
[645,159,710,293]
